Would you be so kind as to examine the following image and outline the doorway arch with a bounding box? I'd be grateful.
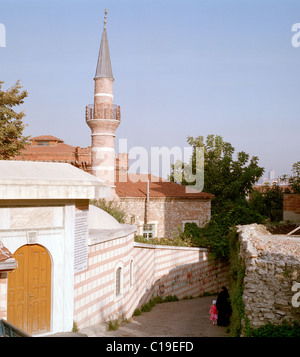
[7,244,51,335]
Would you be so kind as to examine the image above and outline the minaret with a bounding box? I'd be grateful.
[86,9,120,198]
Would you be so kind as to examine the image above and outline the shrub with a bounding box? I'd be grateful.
[90,198,127,223]
[225,228,246,337]
[163,295,179,303]
[133,308,141,316]
[136,295,179,317]
[107,319,120,331]
[182,201,264,263]
[134,234,195,247]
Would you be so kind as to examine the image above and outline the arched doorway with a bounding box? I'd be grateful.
[7,245,51,335]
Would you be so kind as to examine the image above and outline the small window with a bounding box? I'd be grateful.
[116,267,122,296]
[37,141,50,146]
[143,224,155,239]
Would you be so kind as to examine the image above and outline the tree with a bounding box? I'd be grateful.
[172,134,265,262]
[249,183,284,222]
[288,161,300,194]
[170,134,264,213]
[0,80,29,159]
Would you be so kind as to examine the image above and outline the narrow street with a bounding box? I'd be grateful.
[77,295,229,337]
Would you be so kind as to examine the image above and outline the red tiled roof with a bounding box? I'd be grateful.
[115,174,214,199]
[30,135,64,142]
[23,143,76,154]
[0,242,13,262]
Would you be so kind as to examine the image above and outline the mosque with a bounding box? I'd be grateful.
[15,10,213,239]
[0,10,230,336]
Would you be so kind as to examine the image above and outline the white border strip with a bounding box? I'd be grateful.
[95,93,113,98]
[92,147,115,152]
[91,133,115,137]
[92,166,115,171]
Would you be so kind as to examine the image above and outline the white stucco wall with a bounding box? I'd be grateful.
[0,204,76,334]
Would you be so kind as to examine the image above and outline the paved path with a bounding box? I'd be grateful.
[78,295,228,337]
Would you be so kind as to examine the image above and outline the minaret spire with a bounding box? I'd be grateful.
[86,10,121,198]
[95,8,113,80]
[104,8,107,29]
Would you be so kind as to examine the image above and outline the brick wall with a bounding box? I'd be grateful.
[118,197,211,238]
[283,194,300,222]
[165,199,211,235]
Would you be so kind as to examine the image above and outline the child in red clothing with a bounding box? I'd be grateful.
[209,300,218,325]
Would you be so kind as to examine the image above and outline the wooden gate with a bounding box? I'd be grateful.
[7,245,51,335]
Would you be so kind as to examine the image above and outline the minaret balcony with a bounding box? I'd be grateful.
[85,103,121,121]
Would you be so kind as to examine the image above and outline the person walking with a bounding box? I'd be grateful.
[216,286,232,326]
[209,300,218,325]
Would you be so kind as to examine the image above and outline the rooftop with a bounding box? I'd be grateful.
[115,174,214,199]
[88,204,137,245]
[30,135,64,143]
[0,160,109,200]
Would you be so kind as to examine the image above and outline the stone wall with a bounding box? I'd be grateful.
[237,224,300,327]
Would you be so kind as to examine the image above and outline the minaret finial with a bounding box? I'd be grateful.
[104,9,108,29]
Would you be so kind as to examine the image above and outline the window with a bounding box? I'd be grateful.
[37,141,50,146]
[116,267,122,296]
[115,261,124,299]
[143,223,155,239]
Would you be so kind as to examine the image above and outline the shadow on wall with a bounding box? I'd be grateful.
[132,256,229,314]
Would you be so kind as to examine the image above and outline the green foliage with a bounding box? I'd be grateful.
[136,295,178,316]
[249,183,284,222]
[141,300,155,312]
[163,295,179,302]
[170,134,264,210]
[285,161,300,194]
[182,201,263,262]
[0,80,30,159]
[134,233,196,247]
[133,308,141,316]
[107,318,120,331]
[245,320,300,337]
[170,134,265,262]
[90,198,127,223]
[72,321,78,332]
[227,228,245,337]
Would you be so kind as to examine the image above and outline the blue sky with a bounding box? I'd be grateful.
[1,0,300,179]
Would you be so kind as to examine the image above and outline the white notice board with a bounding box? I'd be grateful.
[74,210,88,274]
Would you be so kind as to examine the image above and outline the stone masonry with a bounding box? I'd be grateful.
[237,224,300,327]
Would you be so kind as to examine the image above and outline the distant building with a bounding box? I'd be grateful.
[15,135,92,173]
